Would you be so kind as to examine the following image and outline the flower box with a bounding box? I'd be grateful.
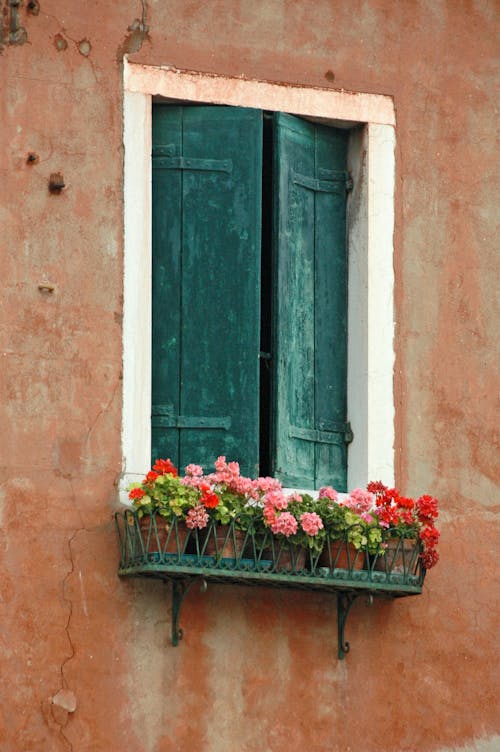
[116,457,439,658]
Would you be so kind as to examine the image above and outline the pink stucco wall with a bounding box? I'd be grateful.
[1,2,498,750]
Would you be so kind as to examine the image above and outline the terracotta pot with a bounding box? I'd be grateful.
[272,544,307,572]
[203,526,247,559]
[318,541,365,571]
[373,537,419,576]
[164,520,189,555]
[139,516,188,555]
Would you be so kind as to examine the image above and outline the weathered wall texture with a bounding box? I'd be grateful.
[1,1,498,750]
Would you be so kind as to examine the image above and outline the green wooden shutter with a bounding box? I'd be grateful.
[272,112,350,490]
[152,105,263,477]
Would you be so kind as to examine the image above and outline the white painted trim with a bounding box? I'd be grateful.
[124,63,395,127]
[121,61,396,500]
[366,123,395,485]
[346,125,395,488]
[121,89,152,501]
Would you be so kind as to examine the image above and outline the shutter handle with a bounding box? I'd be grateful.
[259,351,272,371]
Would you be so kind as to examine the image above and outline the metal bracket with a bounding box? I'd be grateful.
[337,592,373,660]
[171,578,207,646]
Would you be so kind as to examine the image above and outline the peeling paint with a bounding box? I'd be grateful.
[54,33,68,52]
[27,0,40,15]
[78,38,91,57]
[117,1,150,59]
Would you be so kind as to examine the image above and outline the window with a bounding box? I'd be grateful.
[151,104,352,490]
[121,63,396,502]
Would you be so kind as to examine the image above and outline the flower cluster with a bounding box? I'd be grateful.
[367,482,440,569]
[128,457,440,570]
[185,504,209,530]
[259,489,328,553]
[128,456,283,531]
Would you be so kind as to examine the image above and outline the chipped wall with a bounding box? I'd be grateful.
[0,1,498,751]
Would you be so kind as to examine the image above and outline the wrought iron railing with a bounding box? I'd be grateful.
[115,510,425,658]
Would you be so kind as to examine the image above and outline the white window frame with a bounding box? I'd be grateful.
[121,59,396,501]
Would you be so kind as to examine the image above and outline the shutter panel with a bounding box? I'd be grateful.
[152,107,183,469]
[272,113,350,490]
[152,106,263,477]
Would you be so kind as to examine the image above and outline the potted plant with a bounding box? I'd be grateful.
[260,490,327,572]
[315,482,439,579]
[126,458,439,578]
[127,456,283,563]
[180,457,282,560]
[367,481,440,576]
[315,488,379,572]
[127,459,199,556]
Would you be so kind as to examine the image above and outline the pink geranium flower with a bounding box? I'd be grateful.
[185,463,203,477]
[300,512,324,536]
[265,490,288,510]
[319,486,338,501]
[263,501,277,526]
[345,488,375,513]
[270,511,298,537]
[186,505,209,529]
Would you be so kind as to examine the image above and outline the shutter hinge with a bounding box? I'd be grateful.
[152,156,233,173]
[152,405,231,430]
[289,422,353,445]
[293,169,353,193]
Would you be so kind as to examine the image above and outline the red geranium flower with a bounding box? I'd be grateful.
[129,487,146,501]
[376,506,400,527]
[144,470,159,484]
[416,494,439,522]
[420,525,440,547]
[152,458,178,477]
[367,480,388,496]
[421,548,439,569]
[201,490,220,509]
[397,496,415,510]
[400,510,414,525]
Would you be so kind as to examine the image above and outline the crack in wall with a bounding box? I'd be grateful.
[40,472,110,749]
[85,377,121,450]
[140,0,149,33]
[56,527,83,752]
[48,472,92,750]
[41,524,82,751]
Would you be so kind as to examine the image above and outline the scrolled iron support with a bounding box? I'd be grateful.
[171,578,207,646]
[337,591,374,659]
[337,592,357,660]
